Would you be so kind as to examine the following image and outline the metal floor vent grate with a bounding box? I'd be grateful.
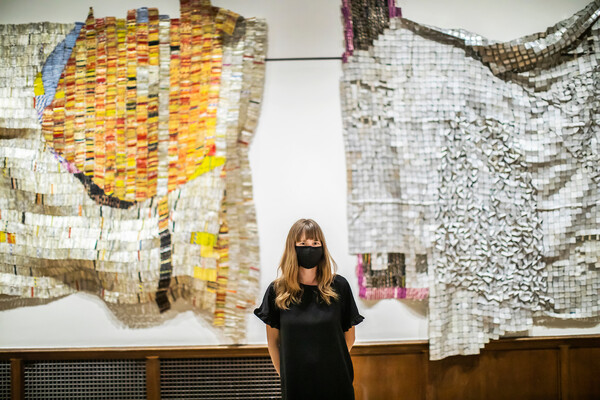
[24,359,146,400]
[0,362,10,399]
[161,357,282,399]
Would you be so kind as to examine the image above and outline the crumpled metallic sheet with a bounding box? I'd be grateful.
[430,114,548,358]
[341,0,600,359]
[0,1,266,342]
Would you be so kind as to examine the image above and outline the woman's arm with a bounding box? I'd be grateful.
[344,326,356,351]
[266,325,281,376]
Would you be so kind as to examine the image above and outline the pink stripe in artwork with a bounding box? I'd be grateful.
[52,151,82,174]
[341,0,354,62]
[356,253,429,300]
[387,0,402,18]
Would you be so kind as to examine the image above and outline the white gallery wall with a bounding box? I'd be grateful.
[0,0,597,348]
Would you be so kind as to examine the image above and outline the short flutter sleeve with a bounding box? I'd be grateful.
[337,275,364,332]
[254,282,280,329]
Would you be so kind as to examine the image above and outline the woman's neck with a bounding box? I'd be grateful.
[298,267,318,285]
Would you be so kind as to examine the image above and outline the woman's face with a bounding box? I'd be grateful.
[295,236,322,247]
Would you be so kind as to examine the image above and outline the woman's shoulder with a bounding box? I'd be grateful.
[332,274,350,289]
[261,280,277,297]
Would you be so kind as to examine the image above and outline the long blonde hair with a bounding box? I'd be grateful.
[274,219,338,309]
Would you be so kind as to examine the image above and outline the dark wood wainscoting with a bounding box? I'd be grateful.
[351,335,600,400]
[1,335,599,400]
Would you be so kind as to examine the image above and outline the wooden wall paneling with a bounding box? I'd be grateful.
[10,358,23,400]
[146,356,160,400]
[479,348,560,400]
[353,352,425,400]
[0,345,270,361]
[559,345,569,400]
[422,350,433,400]
[567,346,600,400]
[351,341,428,400]
[0,335,598,400]
[428,354,483,400]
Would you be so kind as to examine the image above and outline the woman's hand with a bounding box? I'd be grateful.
[266,325,281,376]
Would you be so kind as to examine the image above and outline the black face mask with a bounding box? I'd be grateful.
[295,246,323,269]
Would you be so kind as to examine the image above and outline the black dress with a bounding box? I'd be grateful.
[254,274,364,400]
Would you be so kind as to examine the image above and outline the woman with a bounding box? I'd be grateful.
[254,218,364,400]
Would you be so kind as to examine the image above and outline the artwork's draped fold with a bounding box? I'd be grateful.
[341,0,429,301]
[0,0,266,340]
[340,0,600,359]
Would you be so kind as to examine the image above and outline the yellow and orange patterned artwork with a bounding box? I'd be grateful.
[41,4,234,204]
[0,0,266,338]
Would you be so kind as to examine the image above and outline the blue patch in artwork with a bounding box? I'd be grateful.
[137,7,149,24]
[35,22,84,122]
